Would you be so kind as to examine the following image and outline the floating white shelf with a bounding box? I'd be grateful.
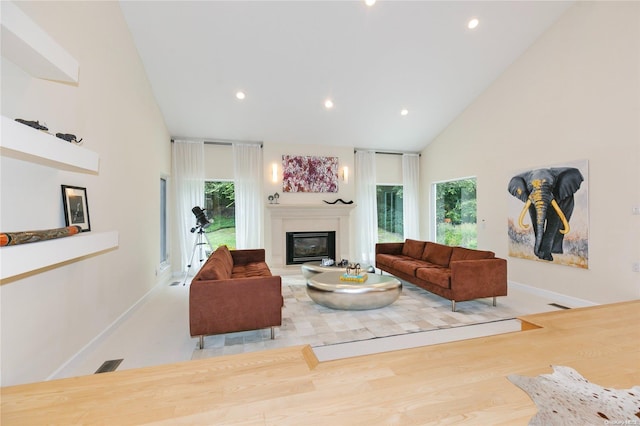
[0,115,99,173]
[0,231,119,280]
[0,1,79,83]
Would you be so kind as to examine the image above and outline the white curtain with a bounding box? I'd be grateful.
[355,150,378,265]
[402,153,420,240]
[233,143,263,249]
[172,140,205,272]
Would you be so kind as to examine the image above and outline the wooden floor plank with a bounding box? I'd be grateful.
[2,300,639,425]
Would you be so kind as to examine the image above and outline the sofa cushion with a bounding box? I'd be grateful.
[416,266,451,289]
[376,253,400,268]
[197,256,229,281]
[401,239,426,259]
[232,262,272,278]
[421,242,453,267]
[450,247,495,262]
[195,246,233,281]
[216,245,234,276]
[391,259,432,277]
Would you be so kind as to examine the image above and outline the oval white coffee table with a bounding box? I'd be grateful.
[301,261,375,279]
[306,271,402,310]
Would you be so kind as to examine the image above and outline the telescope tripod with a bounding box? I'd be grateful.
[182,227,210,286]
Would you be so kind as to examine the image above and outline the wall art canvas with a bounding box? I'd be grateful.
[507,160,588,268]
[282,155,339,193]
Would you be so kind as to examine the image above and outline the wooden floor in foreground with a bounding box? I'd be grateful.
[2,300,639,425]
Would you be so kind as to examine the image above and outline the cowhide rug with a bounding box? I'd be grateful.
[508,365,640,425]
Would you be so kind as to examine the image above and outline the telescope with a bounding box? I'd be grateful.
[183,206,212,285]
[191,206,211,231]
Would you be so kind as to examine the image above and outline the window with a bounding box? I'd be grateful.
[433,177,477,248]
[377,185,403,243]
[160,177,168,264]
[204,181,236,249]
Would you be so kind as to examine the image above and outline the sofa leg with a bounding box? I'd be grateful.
[199,336,204,350]
[493,296,497,307]
[451,300,456,312]
[270,327,275,340]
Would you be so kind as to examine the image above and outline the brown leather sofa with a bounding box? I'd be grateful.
[376,239,507,311]
[189,245,283,349]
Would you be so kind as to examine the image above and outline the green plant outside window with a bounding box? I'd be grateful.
[204,181,236,249]
[434,178,477,248]
[377,185,403,243]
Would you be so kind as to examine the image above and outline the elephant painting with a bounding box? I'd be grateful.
[508,167,584,262]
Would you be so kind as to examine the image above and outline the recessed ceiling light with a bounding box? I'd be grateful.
[235,91,246,100]
[324,99,334,109]
[400,109,409,116]
[365,0,376,6]
[467,18,479,30]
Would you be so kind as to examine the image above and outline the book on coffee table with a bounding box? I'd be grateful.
[339,272,368,282]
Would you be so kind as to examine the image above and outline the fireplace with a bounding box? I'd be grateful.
[267,204,354,268]
[286,231,336,265]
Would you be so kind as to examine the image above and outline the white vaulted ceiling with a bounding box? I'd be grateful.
[119,1,573,152]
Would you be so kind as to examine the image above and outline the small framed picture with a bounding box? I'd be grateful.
[61,185,91,232]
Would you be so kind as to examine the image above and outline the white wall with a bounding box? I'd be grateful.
[0,2,170,385]
[420,2,640,304]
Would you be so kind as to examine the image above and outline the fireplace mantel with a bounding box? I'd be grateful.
[266,203,355,216]
[266,203,355,268]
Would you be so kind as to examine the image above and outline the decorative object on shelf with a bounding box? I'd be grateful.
[273,192,280,204]
[61,185,91,232]
[337,259,349,267]
[323,198,354,205]
[2,115,99,174]
[15,118,48,131]
[508,365,640,425]
[282,155,338,193]
[0,225,81,247]
[268,195,274,204]
[55,133,83,144]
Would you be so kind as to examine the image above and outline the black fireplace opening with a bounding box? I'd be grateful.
[286,231,336,265]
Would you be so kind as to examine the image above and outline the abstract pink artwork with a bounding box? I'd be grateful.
[282,155,339,193]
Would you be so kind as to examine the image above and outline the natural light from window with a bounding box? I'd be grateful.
[204,180,236,249]
[433,177,477,248]
[377,185,403,243]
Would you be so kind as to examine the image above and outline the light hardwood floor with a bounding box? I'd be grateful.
[48,272,562,380]
[3,300,638,425]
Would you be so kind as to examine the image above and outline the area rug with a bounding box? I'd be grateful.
[192,274,519,359]
[508,365,640,425]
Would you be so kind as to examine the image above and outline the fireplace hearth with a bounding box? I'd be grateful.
[286,231,336,265]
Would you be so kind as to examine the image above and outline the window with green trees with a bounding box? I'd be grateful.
[377,185,403,243]
[204,181,236,249]
[434,177,477,248]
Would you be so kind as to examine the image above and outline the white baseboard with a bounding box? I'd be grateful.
[47,275,171,381]
[508,280,599,308]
